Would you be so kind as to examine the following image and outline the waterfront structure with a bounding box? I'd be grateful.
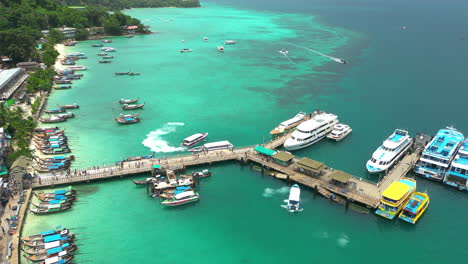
[366,129,413,173]
[375,177,416,220]
[399,192,430,224]
[443,140,468,190]
[272,151,294,166]
[0,67,28,100]
[283,111,338,150]
[0,127,8,177]
[17,62,40,72]
[414,127,464,181]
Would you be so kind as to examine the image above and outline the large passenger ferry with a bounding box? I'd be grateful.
[375,177,416,220]
[283,111,338,151]
[443,140,468,191]
[414,127,464,181]
[188,140,233,152]
[366,129,413,174]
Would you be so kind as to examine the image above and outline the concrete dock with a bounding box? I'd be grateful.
[30,131,425,209]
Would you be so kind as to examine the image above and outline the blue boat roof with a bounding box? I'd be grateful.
[49,200,62,204]
[55,190,66,195]
[47,246,63,255]
[124,117,133,121]
[404,194,427,214]
[54,156,65,160]
[423,128,464,160]
[58,260,66,264]
[176,186,190,191]
[399,178,416,188]
[55,195,66,200]
[44,234,61,242]
[40,230,56,236]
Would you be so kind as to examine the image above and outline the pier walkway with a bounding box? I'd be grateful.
[30,132,421,209]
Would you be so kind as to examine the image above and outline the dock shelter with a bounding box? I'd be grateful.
[328,170,353,188]
[254,146,276,157]
[272,151,295,166]
[294,158,326,177]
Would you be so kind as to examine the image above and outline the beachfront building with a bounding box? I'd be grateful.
[125,25,138,33]
[59,27,77,38]
[0,68,28,100]
[17,62,39,72]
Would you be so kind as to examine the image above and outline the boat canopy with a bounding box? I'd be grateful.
[254,146,276,156]
[53,156,65,160]
[176,186,190,191]
[174,191,195,200]
[44,240,61,249]
[152,165,161,169]
[44,234,61,243]
[45,256,60,264]
[49,204,61,209]
[203,141,233,149]
[183,133,205,142]
[279,112,306,128]
[288,184,300,202]
[49,200,62,204]
[47,246,64,255]
[382,181,411,201]
[55,190,66,195]
[40,230,56,236]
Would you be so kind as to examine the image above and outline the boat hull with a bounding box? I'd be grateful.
[162,196,199,206]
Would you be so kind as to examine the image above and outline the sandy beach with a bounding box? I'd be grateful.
[53,43,67,71]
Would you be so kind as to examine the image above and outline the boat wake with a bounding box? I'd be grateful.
[142,122,186,153]
[289,43,347,64]
[278,49,296,64]
[262,186,289,197]
[337,233,350,248]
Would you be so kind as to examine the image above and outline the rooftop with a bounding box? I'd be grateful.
[0,68,23,89]
[272,151,294,162]
[423,128,464,159]
[382,181,412,200]
[328,170,352,183]
[296,158,324,170]
[254,145,276,156]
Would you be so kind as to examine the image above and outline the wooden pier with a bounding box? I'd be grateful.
[30,132,423,209]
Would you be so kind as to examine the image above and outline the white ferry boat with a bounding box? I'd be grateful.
[270,111,311,137]
[283,111,338,151]
[326,123,352,141]
[287,184,301,212]
[182,133,208,147]
[444,140,468,191]
[188,140,233,152]
[366,129,413,174]
[415,127,464,181]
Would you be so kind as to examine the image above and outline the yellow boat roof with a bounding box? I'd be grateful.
[382,181,412,200]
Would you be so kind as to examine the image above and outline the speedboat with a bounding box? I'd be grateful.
[278,49,288,55]
[217,46,224,52]
[375,177,416,220]
[326,123,352,141]
[98,53,108,56]
[101,47,116,52]
[414,127,464,181]
[161,191,199,206]
[270,112,311,137]
[224,40,236,45]
[283,110,338,151]
[287,184,301,212]
[182,133,208,147]
[398,192,430,224]
[366,129,413,174]
[102,39,112,43]
[203,36,208,41]
[180,48,192,53]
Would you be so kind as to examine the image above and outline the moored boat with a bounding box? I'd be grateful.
[179,48,192,53]
[443,140,468,191]
[30,203,73,214]
[91,44,104,47]
[161,190,199,206]
[114,72,129,75]
[102,55,114,59]
[326,123,352,141]
[182,133,208,147]
[121,103,144,110]
[398,192,430,224]
[22,230,74,247]
[57,104,79,109]
[20,228,68,243]
[39,254,74,264]
[98,60,112,63]
[44,108,65,114]
[114,114,141,124]
[191,169,211,178]
[128,72,140,75]
[217,46,224,52]
[66,65,87,71]
[53,85,72,90]
[375,177,417,220]
[119,98,139,104]
[54,79,71,84]
[125,35,134,38]
[24,242,75,256]
[101,47,116,52]
[54,112,75,119]
[24,249,74,262]
[414,127,464,181]
[188,140,233,152]
[283,110,338,150]
[98,53,108,56]
[39,116,67,123]
[224,40,236,44]
[132,177,157,185]
[270,111,311,137]
[287,184,301,212]
[366,129,413,173]
[102,39,112,43]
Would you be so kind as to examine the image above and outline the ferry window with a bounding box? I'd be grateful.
[455,167,461,173]
[461,169,466,174]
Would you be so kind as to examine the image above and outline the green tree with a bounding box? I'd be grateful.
[48,28,66,43]
[103,16,121,35]
[75,27,89,40]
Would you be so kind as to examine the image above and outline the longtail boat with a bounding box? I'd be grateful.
[41,148,71,155]
[114,72,129,75]
[53,86,72,90]
[128,72,140,75]
[20,229,68,243]
[23,247,75,262]
[114,114,140,124]
[54,79,72,84]
[33,127,60,132]
[38,254,74,264]
[44,108,66,114]
[119,98,139,104]
[132,177,157,185]
[98,60,112,63]
[103,55,114,59]
[39,116,67,124]
[35,199,72,208]
[54,112,75,119]
[35,187,76,198]
[22,231,74,247]
[24,242,76,256]
[57,104,79,109]
[30,203,73,214]
[40,155,75,163]
[121,103,144,110]
[92,44,104,47]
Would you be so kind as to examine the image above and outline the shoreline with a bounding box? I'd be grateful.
[53,44,67,72]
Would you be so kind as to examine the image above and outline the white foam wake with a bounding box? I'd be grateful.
[142,122,186,153]
[262,186,289,197]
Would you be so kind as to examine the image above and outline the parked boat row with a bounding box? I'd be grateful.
[21,225,78,263]
[33,127,71,156]
[30,186,77,215]
[376,177,430,224]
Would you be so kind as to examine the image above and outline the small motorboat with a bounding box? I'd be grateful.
[92,44,104,47]
[39,116,67,123]
[326,123,352,141]
[203,36,208,41]
[224,40,236,45]
[278,49,288,55]
[161,191,199,206]
[44,108,66,114]
[121,103,144,110]
[53,86,72,90]
[114,114,141,124]
[101,47,116,52]
[286,184,301,212]
[191,169,211,179]
[125,35,134,38]
[128,72,140,76]
[217,46,224,52]
[180,48,192,53]
[54,112,75,119]
[182,133,208,147]
[115,72,129,75]
[399,192,430,224]
[98,60,112,63]
[98,53,108,56]
[102,39,112,43]
[103,56,114,59]
[119,98,139,104]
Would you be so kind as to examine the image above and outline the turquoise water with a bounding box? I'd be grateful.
[23,1,468,263]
